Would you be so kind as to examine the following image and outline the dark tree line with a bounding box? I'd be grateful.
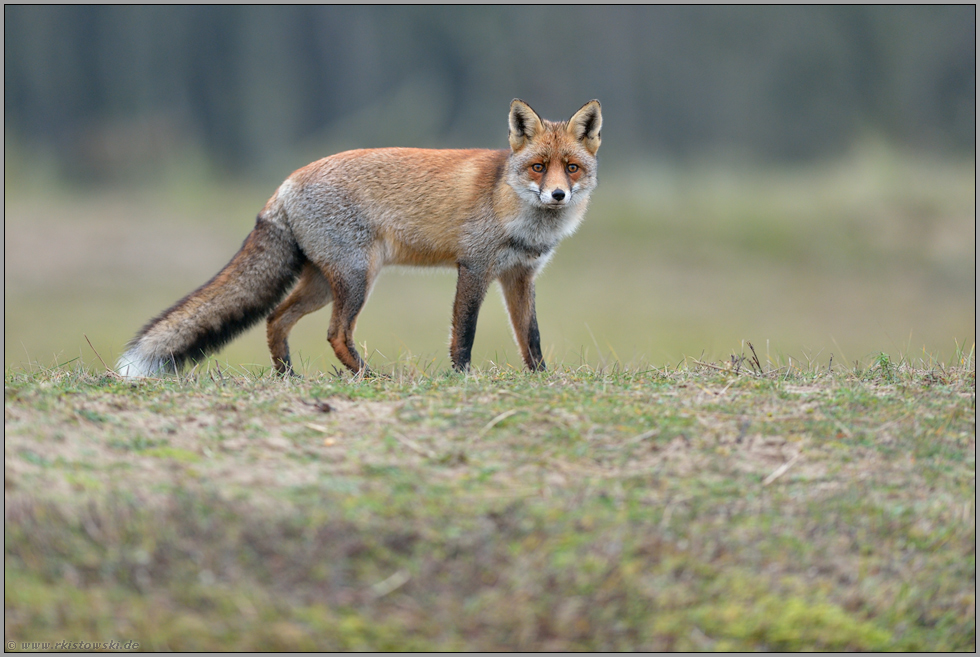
[4,6,975,179]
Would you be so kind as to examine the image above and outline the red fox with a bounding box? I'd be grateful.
[116,99,602,378]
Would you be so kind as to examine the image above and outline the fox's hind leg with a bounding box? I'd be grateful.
[322,258,381,375]
[267,262,333,375]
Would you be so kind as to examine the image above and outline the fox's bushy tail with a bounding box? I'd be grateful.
[116,215,304,378]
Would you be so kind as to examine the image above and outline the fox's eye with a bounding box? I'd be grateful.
[531,163,545,173]
[566,163,579,173]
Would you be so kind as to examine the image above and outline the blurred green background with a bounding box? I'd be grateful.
[4,6,975,373]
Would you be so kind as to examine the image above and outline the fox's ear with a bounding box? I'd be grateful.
[567,100,602,155]
[509,99,545,152]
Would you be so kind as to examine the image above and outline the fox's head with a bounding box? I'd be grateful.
[507,99,602,210]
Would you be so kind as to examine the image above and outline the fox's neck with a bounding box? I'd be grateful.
[504,198,589,252]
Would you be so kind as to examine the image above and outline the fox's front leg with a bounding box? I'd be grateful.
[499,266,546,371]
[450,263,491,372]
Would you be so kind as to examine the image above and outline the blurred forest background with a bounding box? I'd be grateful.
[4,6,976,373]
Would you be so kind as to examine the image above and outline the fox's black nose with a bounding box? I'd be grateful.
[551,189,566,201]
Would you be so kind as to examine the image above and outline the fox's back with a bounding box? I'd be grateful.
[294,148,507,219]
[275,148,510,267]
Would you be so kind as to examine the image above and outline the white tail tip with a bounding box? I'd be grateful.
[116,349,165,379]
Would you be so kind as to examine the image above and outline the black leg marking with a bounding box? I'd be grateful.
[451,264,489,372]
[527,309,545,371]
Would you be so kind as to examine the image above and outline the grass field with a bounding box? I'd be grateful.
[4,351,976,650]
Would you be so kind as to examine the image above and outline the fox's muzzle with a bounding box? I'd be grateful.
[540,187,568,206]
